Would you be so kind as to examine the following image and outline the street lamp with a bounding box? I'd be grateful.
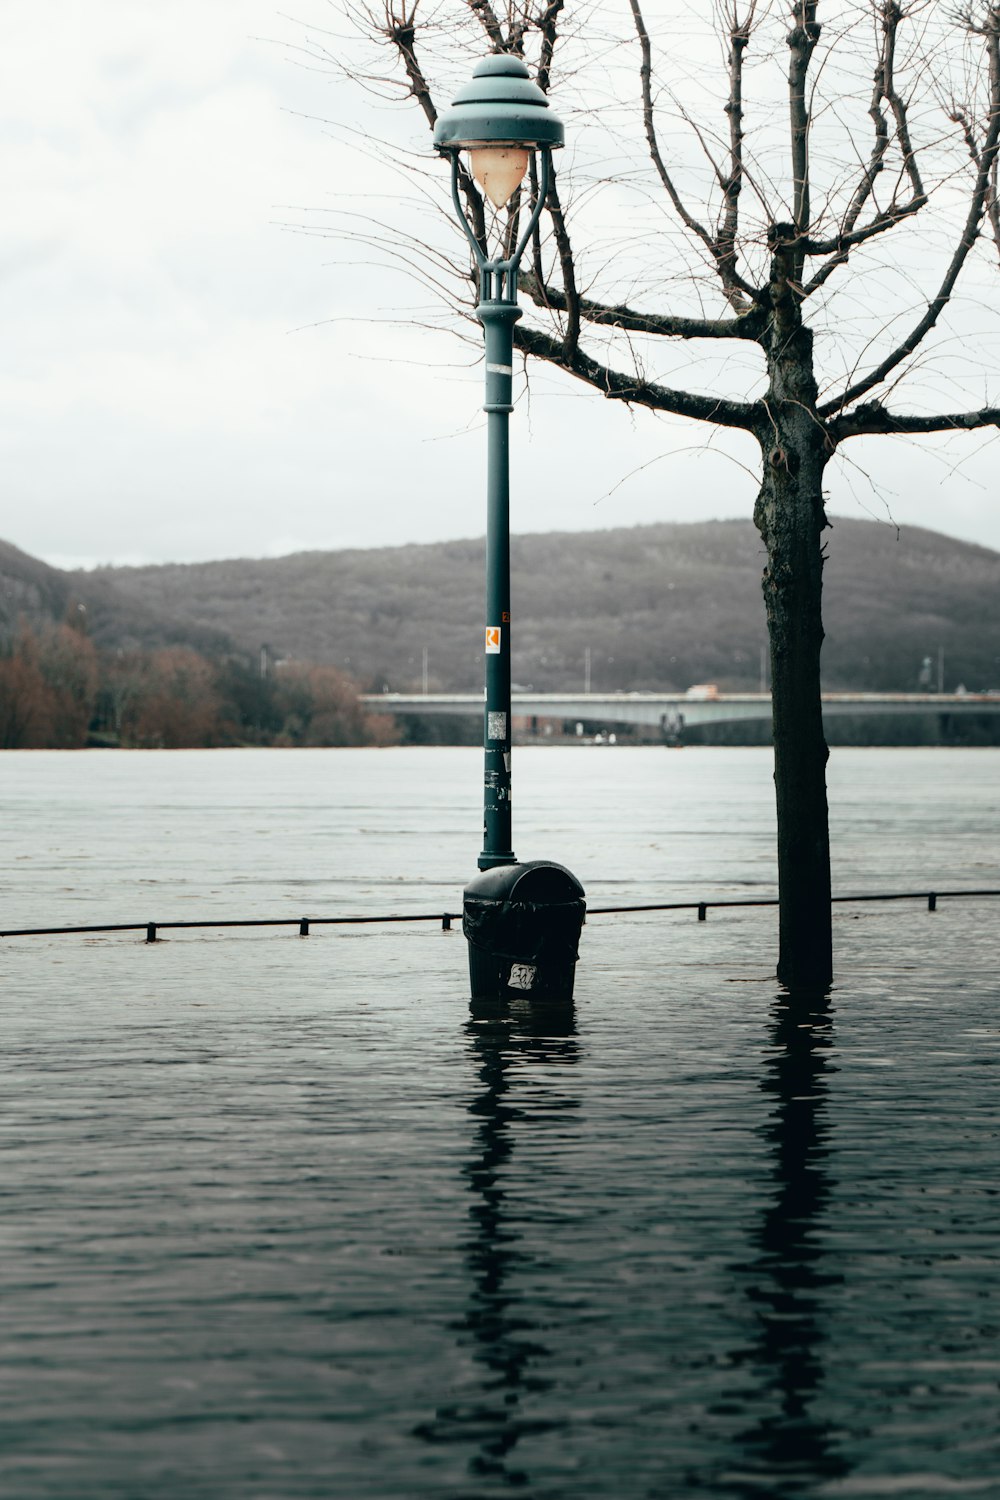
[434,55,585,1001]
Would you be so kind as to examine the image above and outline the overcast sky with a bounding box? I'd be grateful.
[3,0,1000,572]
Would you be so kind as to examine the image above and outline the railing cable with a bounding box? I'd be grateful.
[1,889,996,941]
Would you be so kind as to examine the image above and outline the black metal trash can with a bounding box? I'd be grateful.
[463,860,586,1001]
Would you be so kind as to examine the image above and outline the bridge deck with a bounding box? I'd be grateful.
[363,691,1000,728]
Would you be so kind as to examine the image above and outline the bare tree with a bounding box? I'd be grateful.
[333,0,1000,989]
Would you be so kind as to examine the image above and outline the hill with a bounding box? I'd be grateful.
[0,538,234,658]
[70,517,1000,696]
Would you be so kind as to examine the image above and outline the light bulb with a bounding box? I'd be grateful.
[468,146,531,208]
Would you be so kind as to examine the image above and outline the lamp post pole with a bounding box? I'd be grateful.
[434,55,585,1000]
[459,156,549,867]
[480,292,517,867]
[440,115,553,868]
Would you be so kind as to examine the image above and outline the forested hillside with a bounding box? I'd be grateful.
[0,538,232,657]
[81,518,1000,695]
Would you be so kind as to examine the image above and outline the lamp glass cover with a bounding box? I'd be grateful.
[469,146,530,208]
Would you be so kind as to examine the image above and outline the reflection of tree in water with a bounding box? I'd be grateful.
[729,990,848,1495]
[414,995,578,1489]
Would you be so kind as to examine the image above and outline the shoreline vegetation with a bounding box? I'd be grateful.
[0,620,397,751]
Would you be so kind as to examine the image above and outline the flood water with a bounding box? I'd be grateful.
[2,747,999,1498]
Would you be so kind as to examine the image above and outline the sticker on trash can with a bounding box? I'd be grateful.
[488,711,507,740]
[485,627,501,654]
[508,963,537,991]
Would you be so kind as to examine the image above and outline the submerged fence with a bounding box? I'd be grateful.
[1,889,997,943]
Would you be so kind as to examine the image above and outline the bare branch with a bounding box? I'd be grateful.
[883,6,925,207]
[629,0,713,246]
[717,5,754,293]
[534,0,565,90]
[467,0,504,51]
[527,1,579,358]
[804,1,928,291]
[629,0,758,310]
[804,198,926,258]
[518,273,765,340]
[527,161,580,356]
[787,0,821,262]
[382,4,437,131]
[951,86,1000,262]
[820,4,1000,417]
[464,0,532,58]
[512,320,762,431]
[382,4,487,253]
[832,400,1000,440]
[842,9,893,230]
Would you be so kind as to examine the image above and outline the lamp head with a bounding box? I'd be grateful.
[433,55,564,207]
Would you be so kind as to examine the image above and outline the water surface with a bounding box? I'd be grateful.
[2,748,998,1497]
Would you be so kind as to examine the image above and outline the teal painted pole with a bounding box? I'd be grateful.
[442,148,552,872]
[478,299,519,869]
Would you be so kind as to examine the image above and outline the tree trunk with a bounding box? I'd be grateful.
[755,246,833,992]
[755,434,832,991]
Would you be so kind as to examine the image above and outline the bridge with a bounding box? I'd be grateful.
[363,690,1000,730]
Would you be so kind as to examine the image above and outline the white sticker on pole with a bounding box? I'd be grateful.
[485,626,502,654]
[488,712,507,741]
[487,363,513,375]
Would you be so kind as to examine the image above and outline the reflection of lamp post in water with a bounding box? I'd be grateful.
[414,994,579,1484]
[433,57,585,1000]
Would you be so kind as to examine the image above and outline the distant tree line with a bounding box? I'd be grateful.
[0,614,397,750]
[5,611,996,750]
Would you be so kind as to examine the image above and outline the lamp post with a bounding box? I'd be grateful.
[434,56,585,1001]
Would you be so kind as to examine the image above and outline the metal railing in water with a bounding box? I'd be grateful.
[1,889,997,942]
